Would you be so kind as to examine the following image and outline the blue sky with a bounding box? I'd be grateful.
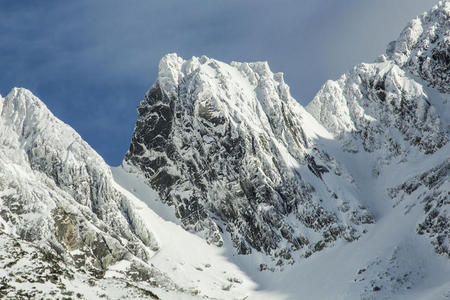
[0,0,437,166]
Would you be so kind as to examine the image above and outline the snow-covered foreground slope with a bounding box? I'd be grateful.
[111,166,279,299]
[274,142,450,300]
[114,149,450,299]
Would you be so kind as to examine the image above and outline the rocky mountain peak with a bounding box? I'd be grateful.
[387,0,449,92]
[305,3,449,260]
[0,88,174,297]
[307,1,449,160]
[124,54,373,265]
[2,88,53,135]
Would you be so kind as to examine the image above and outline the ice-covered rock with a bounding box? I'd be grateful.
[307,61,447,158]
[123,54,374,263]
[306,1,449,257]
[387,1,450,93]
[308,1,449,158]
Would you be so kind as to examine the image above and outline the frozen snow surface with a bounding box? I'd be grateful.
[0,1,449,299]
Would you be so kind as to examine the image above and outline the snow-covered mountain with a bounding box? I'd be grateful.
[0,88,180,298]
[0,88,270,299]
[0,1,448,299]
[306,1,449,258]
[123,53,374,266]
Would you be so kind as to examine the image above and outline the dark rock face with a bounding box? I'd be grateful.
[126,82,217,243]
[124,55,373,263]
[306,154,329,179]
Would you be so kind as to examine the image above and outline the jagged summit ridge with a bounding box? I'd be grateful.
[387,0,449,93]
[307,61,447,157]
[156,53,308,141]
[124,54,373,263]
[307,1,449,159]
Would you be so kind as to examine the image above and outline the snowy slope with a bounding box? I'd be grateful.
[111,166,279,299]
